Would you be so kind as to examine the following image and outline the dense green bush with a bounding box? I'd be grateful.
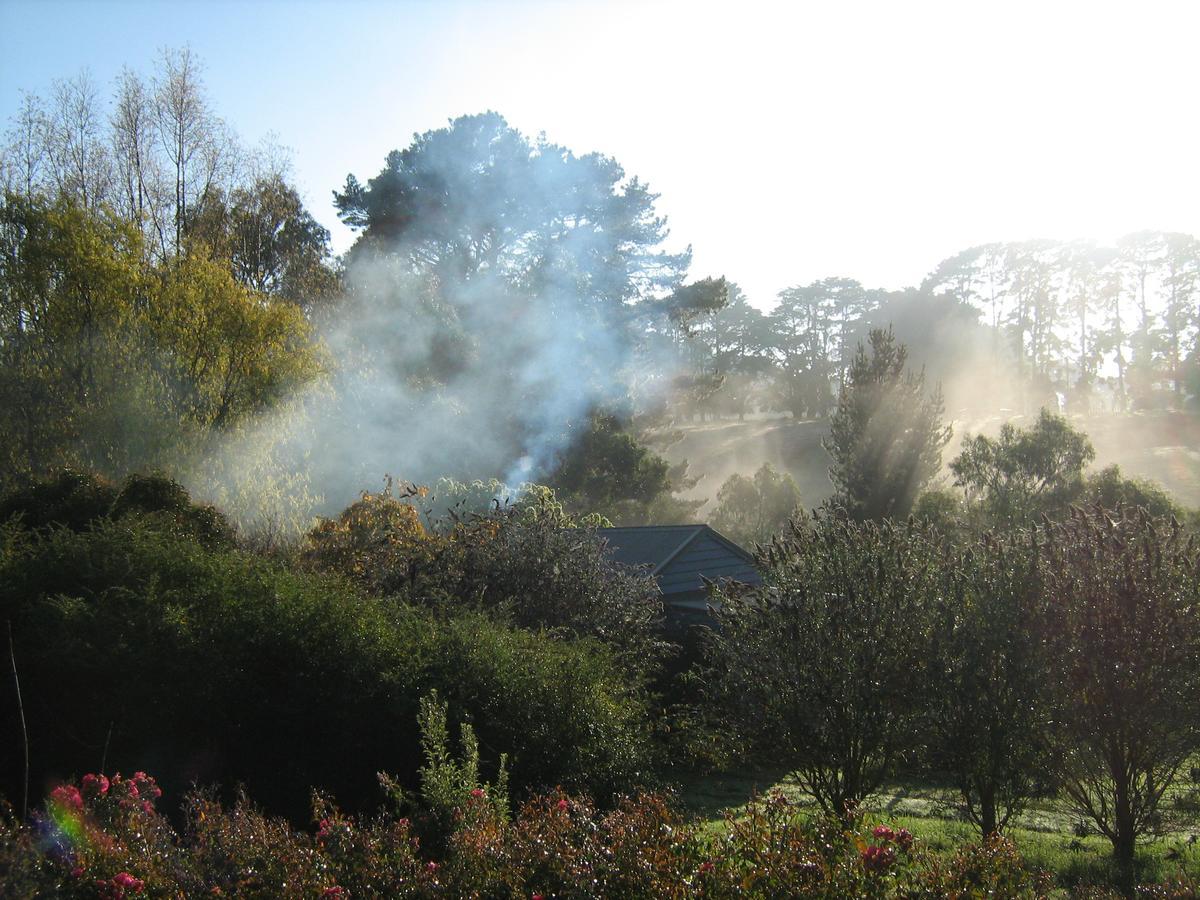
[0,495,653,820]
[1037,506,1200,868]
[705,513,939,817]
[0,469,232,547]
[926,535,1054,836]
[303,484,667,672]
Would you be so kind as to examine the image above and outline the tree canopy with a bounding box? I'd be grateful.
[824,327,951,520]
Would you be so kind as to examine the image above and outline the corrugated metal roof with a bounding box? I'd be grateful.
[599,525,761,598]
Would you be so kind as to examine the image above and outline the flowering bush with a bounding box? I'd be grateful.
[0,783,1058,898]
[6,777,1194,898]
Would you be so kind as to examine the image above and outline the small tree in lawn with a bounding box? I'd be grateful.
[708,462,802,548]
[825,327,951,521]
[927,534,1052,836]
[706,512,937,818]
[950,408,1095,530]
[1038,505,1200,869]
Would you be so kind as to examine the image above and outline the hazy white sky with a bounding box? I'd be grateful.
[2,0,1198,308]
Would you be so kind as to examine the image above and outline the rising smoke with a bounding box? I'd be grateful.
[190,114,692,530]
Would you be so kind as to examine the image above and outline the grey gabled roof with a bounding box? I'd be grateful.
[599,525,761,597]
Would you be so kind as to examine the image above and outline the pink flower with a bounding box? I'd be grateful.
[141,800,155,815]
[82,773,110,799]
[470,787,485,799]
[556,798,569,812]
[532,894,544,900]
[426,861,439,876]
[861,845,896,873]
[321,888,344,897]
[873,825,896,841]
[70,866,85,878]
[50,784,83,812]
[698,861,714,874]
[896,828,913,849]
[114,872,144,891]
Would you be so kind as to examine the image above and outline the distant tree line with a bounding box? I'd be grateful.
[672,235,1200,423]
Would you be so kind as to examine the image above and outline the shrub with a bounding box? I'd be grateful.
[0,777,1067,898]
[0,470,231,547]
[304,485,667,672]
[926,534,1054,836]
[0,469,117,532]
[1037,506,1200,867]
[0,512,654,819]
[705,512,938,818]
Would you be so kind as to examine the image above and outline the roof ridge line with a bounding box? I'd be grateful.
[651,527,705,576]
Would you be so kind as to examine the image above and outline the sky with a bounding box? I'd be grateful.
[2,0,1199,310]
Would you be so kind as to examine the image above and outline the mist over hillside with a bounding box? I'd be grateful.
[660,410,1200,520]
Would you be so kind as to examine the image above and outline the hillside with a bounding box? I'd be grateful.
[653,410,1200,516]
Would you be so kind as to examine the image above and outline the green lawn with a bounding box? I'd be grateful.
[673,767,1200,893]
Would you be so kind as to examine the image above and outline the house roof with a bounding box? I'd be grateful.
[598,524,761,599]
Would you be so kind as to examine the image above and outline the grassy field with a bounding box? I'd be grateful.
[674,767,1200,893]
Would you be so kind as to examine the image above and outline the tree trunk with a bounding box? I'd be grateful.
[979,783,998,837]
[1113,768,1136,869]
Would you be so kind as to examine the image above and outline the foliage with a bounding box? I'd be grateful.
[384,691,510,850]
[950,409,1096,529]
[301,478,432,592]
[0,194,147,487]
[0,777,1068,899]
[0,491,655,817]
[335,111,689,308]
[705,513,938,817]
[217,174,339,308]
[0,193,325,493]
[424,476,611,530]
[1037,506,1200,866]
[303,481,667,672]
[708,462,802,548]
[926,535,1053,836]
[547,411,704,525]
[148,250,325,429]
[0,469,232,547]
[911,487,968,533]
[1081,464,1183,520]
[824,327,951,521]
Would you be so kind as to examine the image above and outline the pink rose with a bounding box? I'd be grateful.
[50,784,83,812]
[109,872,145,895]
[861,845,896,873]
[82,773,110,799]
